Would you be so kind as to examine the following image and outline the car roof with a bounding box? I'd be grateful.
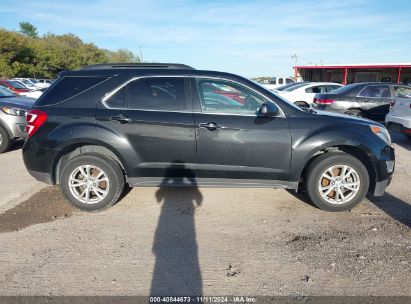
[61,65,254,84]
[80,63,195,70]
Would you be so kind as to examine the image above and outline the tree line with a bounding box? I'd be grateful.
[0,22,141,79]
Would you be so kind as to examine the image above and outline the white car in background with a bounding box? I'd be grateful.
[37,79,54,85]
[12,78,50,88]
[261,77,295,91]
[385,86,411,140]
[12,79,37,89]
[277,82,343,108]
[19,87,47,99]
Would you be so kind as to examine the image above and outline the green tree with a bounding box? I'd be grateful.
[0,24,141,78]
[19,22,38,38]
[106,48,141,63]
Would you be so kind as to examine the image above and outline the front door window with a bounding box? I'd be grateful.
[197,79,267,115]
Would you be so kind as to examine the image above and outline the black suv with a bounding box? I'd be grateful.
[22,64,395,211]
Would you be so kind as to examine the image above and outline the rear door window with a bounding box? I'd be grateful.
[37,76,107,106]
[106,77,187,111]
[359,85,391,98]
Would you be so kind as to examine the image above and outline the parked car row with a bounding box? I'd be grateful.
[0,77,54,101]
[266,80,411,140]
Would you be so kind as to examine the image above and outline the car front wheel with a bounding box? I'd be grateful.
[60,153,125,211]
[305,152,369,211]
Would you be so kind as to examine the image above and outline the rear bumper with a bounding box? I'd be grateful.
[23,140,60,185]
[27,169,54,184]
[385,114,411,134]
[312,104,346,114]
[385,112,411,129]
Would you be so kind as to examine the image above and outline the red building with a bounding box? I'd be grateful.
[293,63,411,85]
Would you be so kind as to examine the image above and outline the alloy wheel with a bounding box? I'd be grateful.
[68,165,110,204]
[318,165,361,205]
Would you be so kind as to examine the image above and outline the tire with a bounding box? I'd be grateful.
[60,153,125,211]
[294,101,309,108]
[346,109,363,117]
[304,152,369,212]
[0,125,11,154]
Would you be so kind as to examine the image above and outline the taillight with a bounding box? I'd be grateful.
[314,98,334,104]
[389,100,396,110]
[25,110,48,137]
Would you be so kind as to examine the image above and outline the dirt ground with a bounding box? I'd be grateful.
[0,134,410,296]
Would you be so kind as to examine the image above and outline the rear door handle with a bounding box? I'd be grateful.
[198,122,221,130]
[110,114,132,124]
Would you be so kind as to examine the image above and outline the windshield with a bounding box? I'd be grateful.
[29,78,39,83]
[20,79,33,85]
[6,80,26,89]
[277,82,309,91]
[284,82,309,92]
[0,87,16,97]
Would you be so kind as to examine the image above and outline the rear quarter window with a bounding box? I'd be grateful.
[36,76,107,106]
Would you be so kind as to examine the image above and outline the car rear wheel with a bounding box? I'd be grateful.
[60,153,125,211]
[0,125,10,154]
[305,152,369,211]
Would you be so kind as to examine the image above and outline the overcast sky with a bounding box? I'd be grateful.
[1,0,410,77]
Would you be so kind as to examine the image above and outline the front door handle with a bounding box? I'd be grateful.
[199,122,221,130]
[110,114,132,124]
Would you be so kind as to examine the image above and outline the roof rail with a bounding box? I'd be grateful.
[80,63,195,70]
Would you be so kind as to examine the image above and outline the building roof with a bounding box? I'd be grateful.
[294,63,411,69]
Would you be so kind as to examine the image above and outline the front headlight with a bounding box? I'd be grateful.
[369,125,391,145]
[1,107,27,116]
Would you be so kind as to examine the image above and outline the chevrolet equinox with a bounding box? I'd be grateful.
[22,63,395,211]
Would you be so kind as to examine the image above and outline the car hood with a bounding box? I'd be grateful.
[310,109,383,127]
[0,96,36,110]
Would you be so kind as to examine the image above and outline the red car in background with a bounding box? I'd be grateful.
[202,82,246,104]
[0,80,30,94]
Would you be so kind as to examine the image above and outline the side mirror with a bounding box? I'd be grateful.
[258,102,278,117]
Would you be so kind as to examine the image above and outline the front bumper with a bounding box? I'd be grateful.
[369,145,395,196]
[0,113,27,139]
[373,176,392,196]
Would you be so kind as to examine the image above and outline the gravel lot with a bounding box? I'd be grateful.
[0,134,410,296]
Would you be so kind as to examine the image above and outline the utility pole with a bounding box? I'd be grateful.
[139,46,143,62]
[291,54,299,81]
[291,54,299,67]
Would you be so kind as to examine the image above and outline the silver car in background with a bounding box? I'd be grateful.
[0,87,35,153]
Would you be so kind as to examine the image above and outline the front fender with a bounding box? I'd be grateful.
[289,119,384,182]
